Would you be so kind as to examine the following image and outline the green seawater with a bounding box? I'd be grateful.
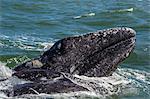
[0,0,150,98]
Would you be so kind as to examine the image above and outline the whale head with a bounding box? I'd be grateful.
[14,27,136,77]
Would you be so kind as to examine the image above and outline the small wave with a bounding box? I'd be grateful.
[112,8,134,13]
[73,12,96,19]
[0,42,5,47]
[13,40,54,51]
[0,34,54,51]
[116,68,150,97]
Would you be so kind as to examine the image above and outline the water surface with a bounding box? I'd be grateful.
[0,0,150,98]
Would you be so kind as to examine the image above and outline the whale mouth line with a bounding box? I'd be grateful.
[98,36,135,53]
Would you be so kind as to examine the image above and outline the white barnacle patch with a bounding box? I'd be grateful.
[21,74,25,77]
[103,40,107,43]
[40,77,47,81]
[57,42,61,49]
[93,33,100,36]
[36,73,40,78]
[83,45,90,48]
[113,30,118,34]
[108,29,114,34]
[121,27,126,31]
[32,60,43,68]
[105,30,111,35]
[125,52,129,57]
[103,32,107,37]
[70,65,76,73]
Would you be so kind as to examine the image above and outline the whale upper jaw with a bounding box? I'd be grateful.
[13,27,136,78]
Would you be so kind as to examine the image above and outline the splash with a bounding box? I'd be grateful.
[0,63,149,98]
[0,62,12,80]
[0,62,31,98]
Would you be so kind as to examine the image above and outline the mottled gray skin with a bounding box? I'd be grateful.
[14,27,135,77]
[11,27,136,96]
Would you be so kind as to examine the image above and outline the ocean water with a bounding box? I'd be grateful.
[0,0,150,99]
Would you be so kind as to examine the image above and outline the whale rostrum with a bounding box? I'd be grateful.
[11,27,136,96]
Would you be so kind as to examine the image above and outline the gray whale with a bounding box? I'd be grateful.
[9,27,136,96]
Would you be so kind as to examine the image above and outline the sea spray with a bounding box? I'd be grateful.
[0,62,149,98]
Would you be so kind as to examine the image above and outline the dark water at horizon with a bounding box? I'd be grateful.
[0,0,150,98]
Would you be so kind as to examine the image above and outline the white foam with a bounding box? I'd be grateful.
[38,42,53,50]
[112,8,134,12]
[0,62,12,80]
[73,12,96,19]
[0,63,149,98]
[16,91,102,99]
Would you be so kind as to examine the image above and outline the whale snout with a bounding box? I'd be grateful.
[69,27,136,76]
